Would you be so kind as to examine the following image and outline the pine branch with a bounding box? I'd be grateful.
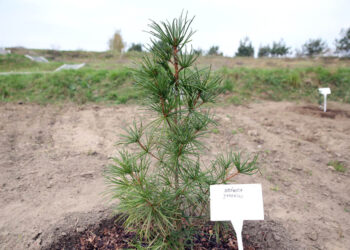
[137,140,160,161]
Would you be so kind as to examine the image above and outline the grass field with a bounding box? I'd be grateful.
[1,48,350,105]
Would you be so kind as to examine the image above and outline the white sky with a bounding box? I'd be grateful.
[0,0,349,56]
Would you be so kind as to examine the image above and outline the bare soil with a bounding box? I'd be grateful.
[1,101,349,250]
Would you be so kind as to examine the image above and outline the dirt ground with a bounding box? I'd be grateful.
[0,101,349,250]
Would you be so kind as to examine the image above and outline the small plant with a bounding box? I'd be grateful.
[229,95,243,105]
[328,160,346,173]
[211,128,220,134]
[237,127,245,133]
[105,12,259,248]
[222,79,234,92]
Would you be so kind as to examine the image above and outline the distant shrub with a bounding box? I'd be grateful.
[301,39,328,57]
[235,37,254,57]
[127,43,143,52]
[258,45,271,57]
[193,48,204,55]
[270,40,290,57]
[207,46,223,56]
[335,27,350,57]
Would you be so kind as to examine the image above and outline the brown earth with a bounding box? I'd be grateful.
[0,101,349,250]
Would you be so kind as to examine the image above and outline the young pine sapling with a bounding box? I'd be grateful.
[105,13,258,249]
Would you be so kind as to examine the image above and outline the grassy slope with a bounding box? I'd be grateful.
[0,54,62,72]
[0,68,140,104]
[1,50,349,105]
[219,67,350,104]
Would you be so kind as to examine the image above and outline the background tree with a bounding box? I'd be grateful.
[108,30,125,52]
[258,45,271,57]
[301,38,328,57]
[105,13,258,249]
[193,48,204,56]
[128,43,143,52]
[207,45,223,56]
[335,27,350,57]
[235,37,254,57]
[270,40,290,57]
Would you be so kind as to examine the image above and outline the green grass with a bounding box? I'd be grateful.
[328,160,346,173]
[218,67,350,104]
[0,54,62,72]
[0,68,143,104]
[1,58,350,105]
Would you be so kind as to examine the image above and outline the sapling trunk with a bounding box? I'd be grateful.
[105,12,259,249]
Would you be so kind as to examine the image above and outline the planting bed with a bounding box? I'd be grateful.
[1,101,349,249]
[47,215,296,250]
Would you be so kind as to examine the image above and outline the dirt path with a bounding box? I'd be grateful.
[0,101,349,249]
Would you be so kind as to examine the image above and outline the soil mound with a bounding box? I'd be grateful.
[292,105,350,119]
[46,216,297,250]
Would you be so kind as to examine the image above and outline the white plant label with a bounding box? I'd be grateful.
[318,87,331,112]
[210,184,264,250]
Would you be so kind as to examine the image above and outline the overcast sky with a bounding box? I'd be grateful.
[0,0,349,56]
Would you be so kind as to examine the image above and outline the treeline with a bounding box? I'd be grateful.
[111,27,350,58]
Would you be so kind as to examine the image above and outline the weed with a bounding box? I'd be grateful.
[229,95,243,105]
[328,160,346,172]
[211,128,220,134]
[222,79,234,92]
[238,127,245,133]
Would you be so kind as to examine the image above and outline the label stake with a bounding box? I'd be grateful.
[231,220,243,250]
[318,88,331,112]
[210,184,264,250]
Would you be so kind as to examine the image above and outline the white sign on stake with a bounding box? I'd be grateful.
[210,184,264,250]
[318,88,331,112]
